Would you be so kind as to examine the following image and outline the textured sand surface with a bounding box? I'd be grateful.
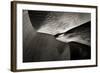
[23,10,91,62]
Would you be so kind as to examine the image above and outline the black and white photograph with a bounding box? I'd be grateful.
[23,10,91,62]
[11,1,97,72]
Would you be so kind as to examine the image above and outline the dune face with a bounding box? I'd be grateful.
[56,21,91,46]
[69,42,91,60]
[23,10,91,62]
[28,10,91,35]
[23,33,70,62]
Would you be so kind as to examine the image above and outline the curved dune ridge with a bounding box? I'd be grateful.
[56,21,91,46]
